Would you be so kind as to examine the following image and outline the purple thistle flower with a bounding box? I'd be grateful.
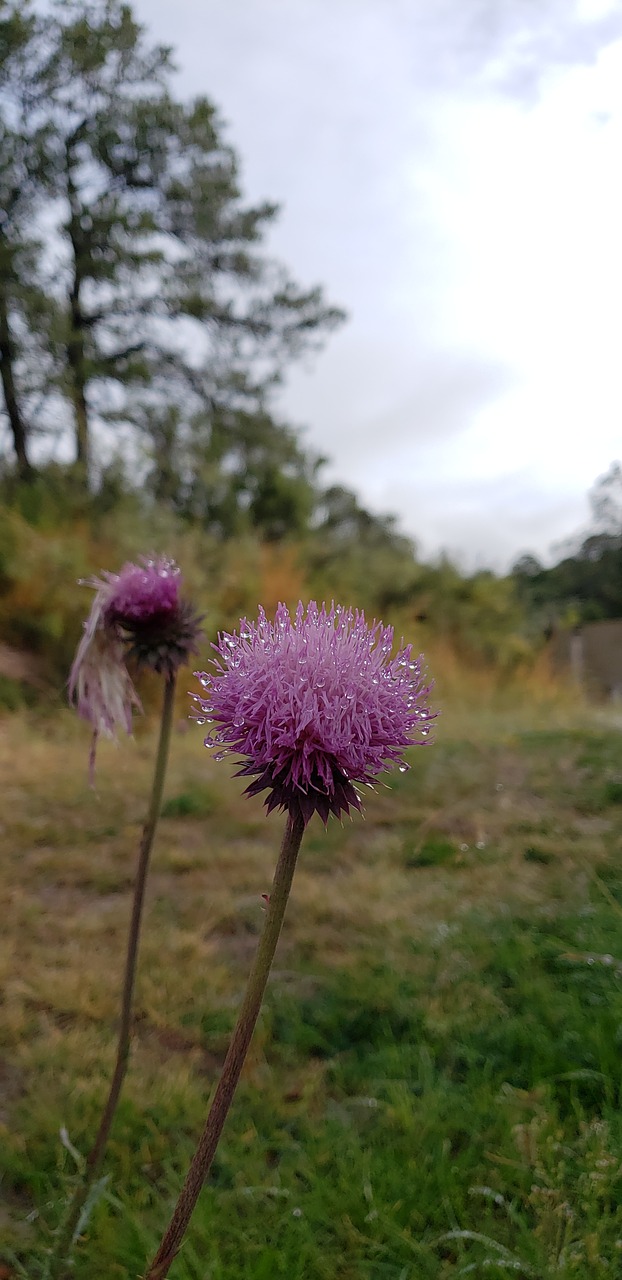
[193,601,435,825]
[69,556,202,780]
[106,560,180,627]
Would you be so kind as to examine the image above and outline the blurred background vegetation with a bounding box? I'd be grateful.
[1,0,621,713]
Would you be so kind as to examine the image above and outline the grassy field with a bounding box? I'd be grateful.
[1,692,622,1278]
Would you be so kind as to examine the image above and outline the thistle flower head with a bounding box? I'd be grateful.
[69,555,202,779]
[102,558,203,678]
[193,601,435,825]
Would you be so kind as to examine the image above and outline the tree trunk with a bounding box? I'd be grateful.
[66,155,91,484]
[0,285,33,479]
[66,271,90,478]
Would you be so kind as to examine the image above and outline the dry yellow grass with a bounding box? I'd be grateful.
[0,676,604,1069]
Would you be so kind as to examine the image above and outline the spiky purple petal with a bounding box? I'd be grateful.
[104,558,180,626]
[193,601,435,825]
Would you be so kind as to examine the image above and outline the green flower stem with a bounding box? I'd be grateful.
[144,808,306,1280]
[46,674,177,1280]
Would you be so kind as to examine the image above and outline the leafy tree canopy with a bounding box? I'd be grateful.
[0,0,344,533]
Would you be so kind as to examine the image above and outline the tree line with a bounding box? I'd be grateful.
[513,463,622,627]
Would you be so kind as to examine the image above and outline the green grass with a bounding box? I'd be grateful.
[2,705,622,1277]
[161,784,219,820]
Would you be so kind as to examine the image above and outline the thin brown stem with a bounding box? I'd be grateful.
[144,808,306,1280]
[46,674,177,1280]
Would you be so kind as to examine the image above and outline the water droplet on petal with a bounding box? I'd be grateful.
[398,762,410,773]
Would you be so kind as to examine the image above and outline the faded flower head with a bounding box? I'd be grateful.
[69,556,202,778]
[102,558,202,677]
[193,601,435,825]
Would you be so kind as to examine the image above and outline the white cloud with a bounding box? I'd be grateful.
[133,0,622,569]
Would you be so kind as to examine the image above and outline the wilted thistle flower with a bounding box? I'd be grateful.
[69,556,202,777]
[193,601,435,825]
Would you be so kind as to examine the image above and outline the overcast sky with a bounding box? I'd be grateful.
[132,0,622,569]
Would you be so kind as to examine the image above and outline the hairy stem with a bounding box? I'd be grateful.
[46,674,177,1280]
[144,808,306,1280]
